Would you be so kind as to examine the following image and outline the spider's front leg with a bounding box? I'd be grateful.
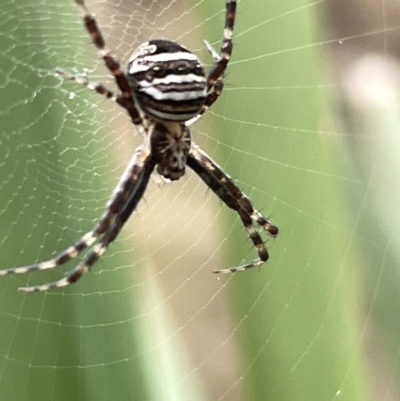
[206,0,236,90]
[188,145,278,274]
[73,0,143,126]
[201,0,237,114]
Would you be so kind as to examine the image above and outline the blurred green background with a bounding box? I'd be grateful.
[1,0,400,400]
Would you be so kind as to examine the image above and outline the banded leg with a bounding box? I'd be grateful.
[206,0,236,90]
[73,0,142,125]
[190,145,278,237]
[196,40,224,116]
[206,0,236,88]
[188,146,275,274]
[57,69,147,138]
[0,208,116,279]
[57,69,117,101]
[0,146,149,291]
[20,150,156,293]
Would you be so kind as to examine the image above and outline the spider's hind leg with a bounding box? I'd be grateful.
[187,145,278,274]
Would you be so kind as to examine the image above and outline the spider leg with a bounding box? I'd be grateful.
[58,68,147,138]
[1,146,149,287]
[73,0,142,126]
[203,40,220,62]
[57,69,117,101]
[18,148,156,293]
[0,215,110,277]
[201,80,224,116]
[202,39,224,113]
[190,145,278,236]
[199,1,236,115]
[206,0,236,90]
[188,145,277,274]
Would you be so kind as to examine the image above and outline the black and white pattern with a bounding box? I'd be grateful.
[128,40,207,121]
[0,0,279,292]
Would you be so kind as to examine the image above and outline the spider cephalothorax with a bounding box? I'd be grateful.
[150,121,191,181]
[0,0,279,292]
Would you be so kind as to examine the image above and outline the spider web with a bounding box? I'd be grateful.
[1,0,400,400]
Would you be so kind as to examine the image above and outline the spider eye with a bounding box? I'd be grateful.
[194,64,205,76]
[151,64,166,78]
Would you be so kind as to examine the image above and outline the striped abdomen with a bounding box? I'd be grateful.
[127,39,207,122]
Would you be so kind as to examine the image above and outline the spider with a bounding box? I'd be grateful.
[0,0,278,292]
